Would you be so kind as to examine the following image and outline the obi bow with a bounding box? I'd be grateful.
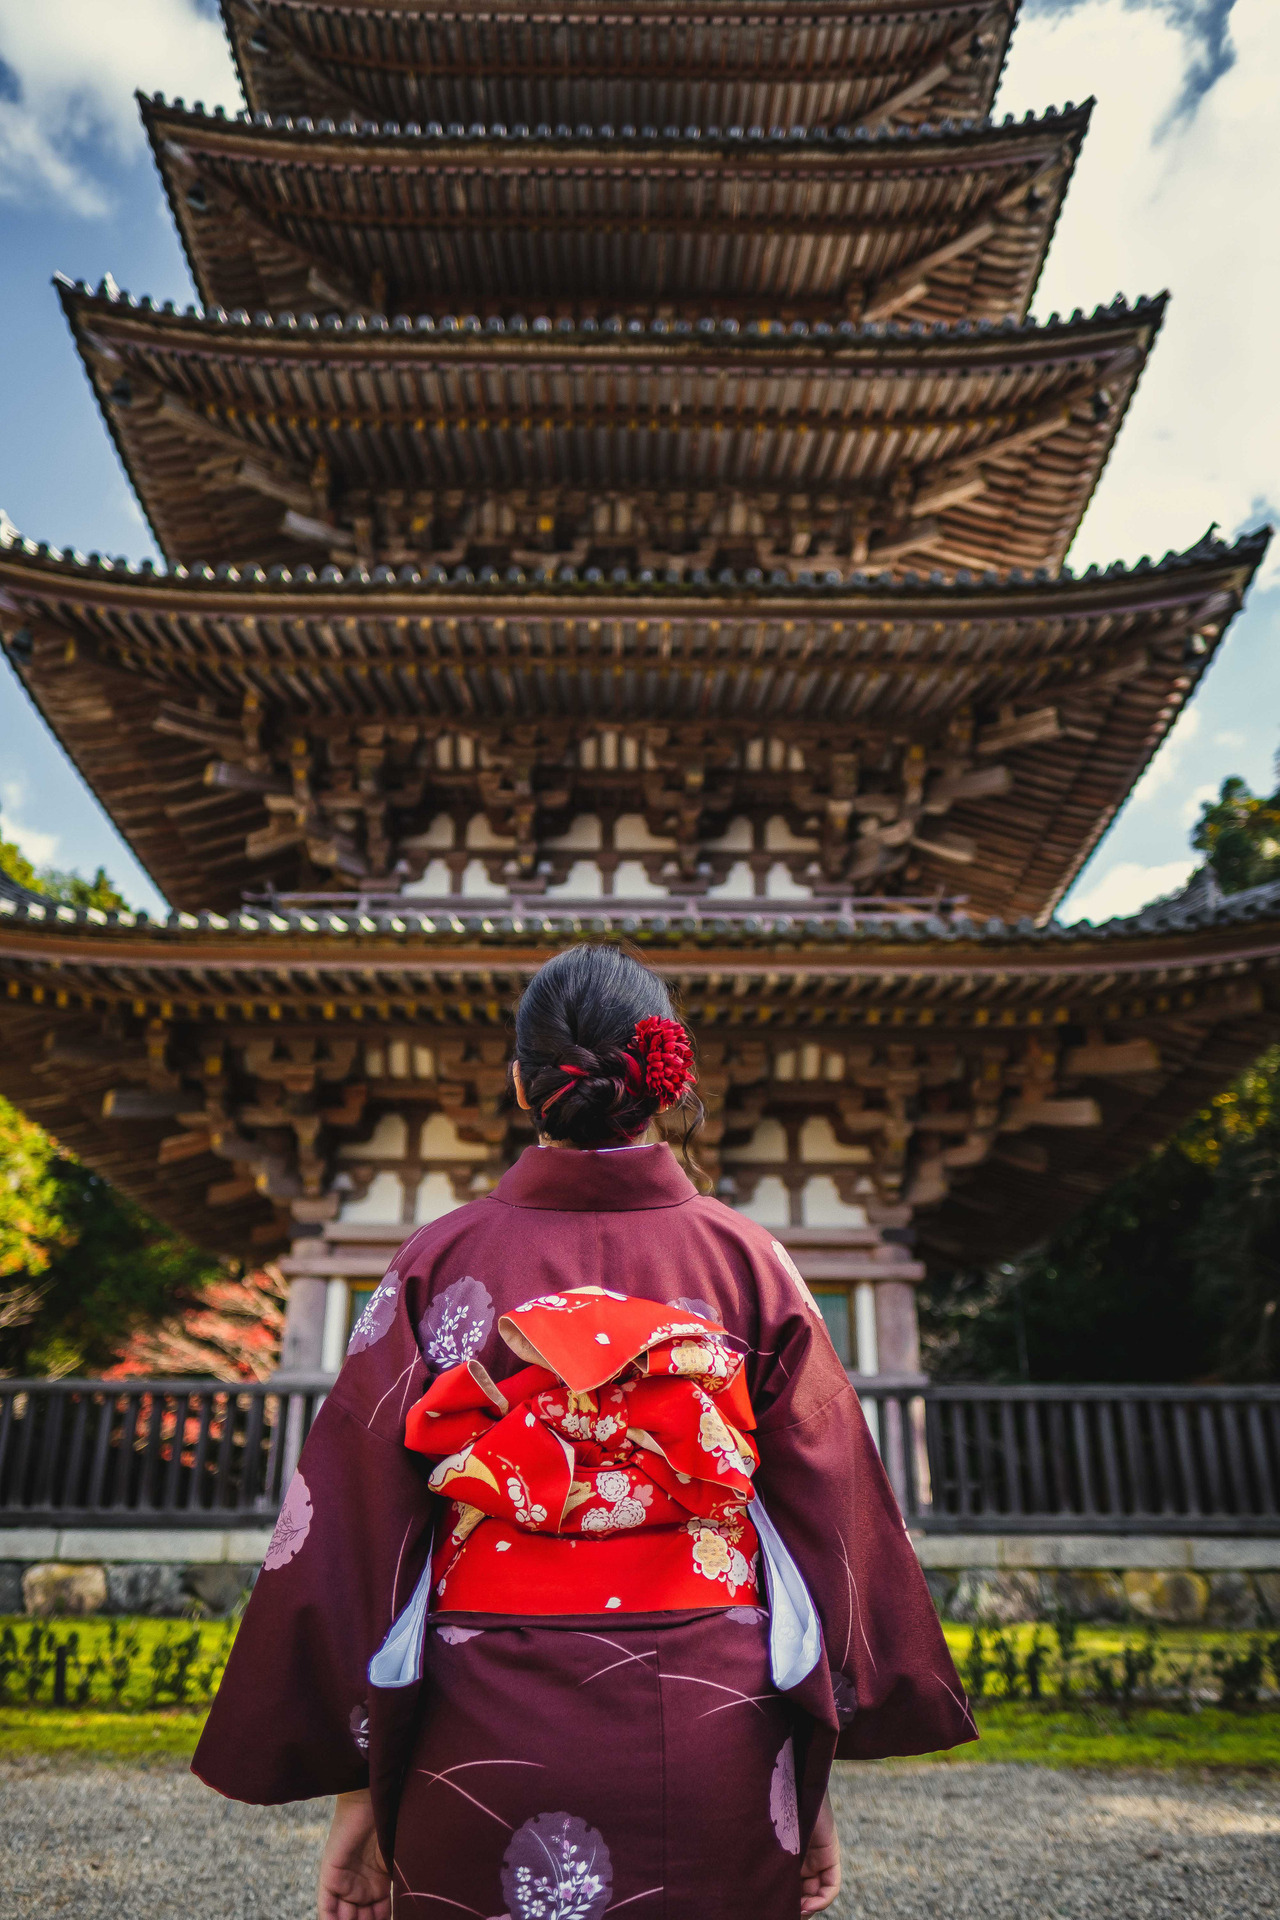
[404,1287,762,1614]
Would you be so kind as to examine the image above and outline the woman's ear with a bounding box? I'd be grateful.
[512,1059,532,1111]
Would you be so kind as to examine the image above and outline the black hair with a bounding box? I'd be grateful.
[513,943,705,1173]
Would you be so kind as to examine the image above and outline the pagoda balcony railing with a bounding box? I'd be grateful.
[3,1377,1279,1536]
[249,890,973,932]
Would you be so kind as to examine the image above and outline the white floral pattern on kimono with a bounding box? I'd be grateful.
[769,1738,800,1854]
[501,1812,613,1920]
[347,1271,400,1354]
[418,1275,495,1369]
[264,1471,312,1571]
[769,1240,825,1320]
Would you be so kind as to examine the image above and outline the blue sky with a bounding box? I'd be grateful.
[0,0,1275,922]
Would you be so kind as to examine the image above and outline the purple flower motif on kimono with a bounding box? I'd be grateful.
[830,1669,859,1729]
[725,1604,768,1626]
[436,1623,483,1645]
[769,1738,800,1855]
[500,1813,612,1920]
[349,1702,370,1753]
[347,1270,400,1355]
[264,1471,312,1571]
[419,1275,495,1370]
[674,1295,722,1324]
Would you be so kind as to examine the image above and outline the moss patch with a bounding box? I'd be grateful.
[929,1703,1280,1770]
[0,1708,205,1763]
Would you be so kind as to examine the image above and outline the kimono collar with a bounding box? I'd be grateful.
[491,1140,699,1211]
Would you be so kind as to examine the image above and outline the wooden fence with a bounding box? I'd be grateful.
[0,1377,331,1529]
[2,1377,1279,1534]
[859,1382,1280,1534]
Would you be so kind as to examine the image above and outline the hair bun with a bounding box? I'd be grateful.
[514,944,702,1156]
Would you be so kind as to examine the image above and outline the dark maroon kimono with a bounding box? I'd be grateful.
[195,1143,974,1916]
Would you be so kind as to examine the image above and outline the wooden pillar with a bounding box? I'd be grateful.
[776,1227,930,1516]
[873,1277,922,1377]
[278,1272,327,1374]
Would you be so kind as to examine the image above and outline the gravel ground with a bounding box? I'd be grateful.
[827,1763,1280,1919]
[0,1756,1277,1917]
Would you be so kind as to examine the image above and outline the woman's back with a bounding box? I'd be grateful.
[194,946,974,1920]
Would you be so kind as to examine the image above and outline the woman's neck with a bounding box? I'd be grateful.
[538,1128,659,1152]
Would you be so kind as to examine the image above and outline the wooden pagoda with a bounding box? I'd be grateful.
[0,0,1273,1383]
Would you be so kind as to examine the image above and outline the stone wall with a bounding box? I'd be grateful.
[0,1527,272,1619]
[3,1529,1279,1623]
[916,1535,1280,1628]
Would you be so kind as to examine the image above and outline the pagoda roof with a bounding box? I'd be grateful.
[224,0,1020,140]
[63,284,1161,580]
[0,524,1266,920]
[143,95,1086,326]
[0,863,1278,1263]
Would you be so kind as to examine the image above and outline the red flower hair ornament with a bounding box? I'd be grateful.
[631,1015,696,1108]
[539,1016,696,1116]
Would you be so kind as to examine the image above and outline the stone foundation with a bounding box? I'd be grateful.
[915,1535,1280,1627]
[3,1528,1279,1622]
[0,1527,271,1618]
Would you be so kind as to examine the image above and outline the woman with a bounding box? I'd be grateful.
[196,944,974,1919]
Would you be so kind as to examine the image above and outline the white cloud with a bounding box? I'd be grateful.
[1064,857,1196,924]
[1181,779,1219,825]
[0,779,60,868]
[0,0,236,213]
[999,0,1279,583]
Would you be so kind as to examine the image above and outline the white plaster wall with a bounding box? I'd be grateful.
[419,1112,490,1160]
[340,1113,409,1161]
[705,861,755,899]
[339,1169,405,1224]
[546,860,604,897]
[801,1175,867,1228]
[722,1117,789,1163]
[460,858,508,897]
[414,1171,464,1223]
[799,1115,867,1164]
[734,1174,791,1228]
[613,860,669,897]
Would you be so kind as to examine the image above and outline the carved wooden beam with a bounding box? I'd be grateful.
[862,217,998,322]
[228,0,368,122]
[857,8,1006,131]
[165,133,365,309]
[976,707,1061,756]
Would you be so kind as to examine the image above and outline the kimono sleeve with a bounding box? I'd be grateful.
[193,1259,434,1805]
[749,1252,976,1761]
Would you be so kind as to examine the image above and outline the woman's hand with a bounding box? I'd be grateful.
[800,1790,842,1916]
[318,1789,392,1920]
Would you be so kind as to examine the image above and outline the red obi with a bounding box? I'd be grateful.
[405,1287,761,1614]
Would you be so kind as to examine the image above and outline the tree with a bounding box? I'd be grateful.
[0,1098,229,1377]
[105,1266,287,1382]
[0,847,279,1379]
[921,748,1280,1385]
[920,1044,1280,1386]
[1192,772,1280,894]
[0,833,127,913]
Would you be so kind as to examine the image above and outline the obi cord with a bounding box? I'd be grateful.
[404,1287,761,1615]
